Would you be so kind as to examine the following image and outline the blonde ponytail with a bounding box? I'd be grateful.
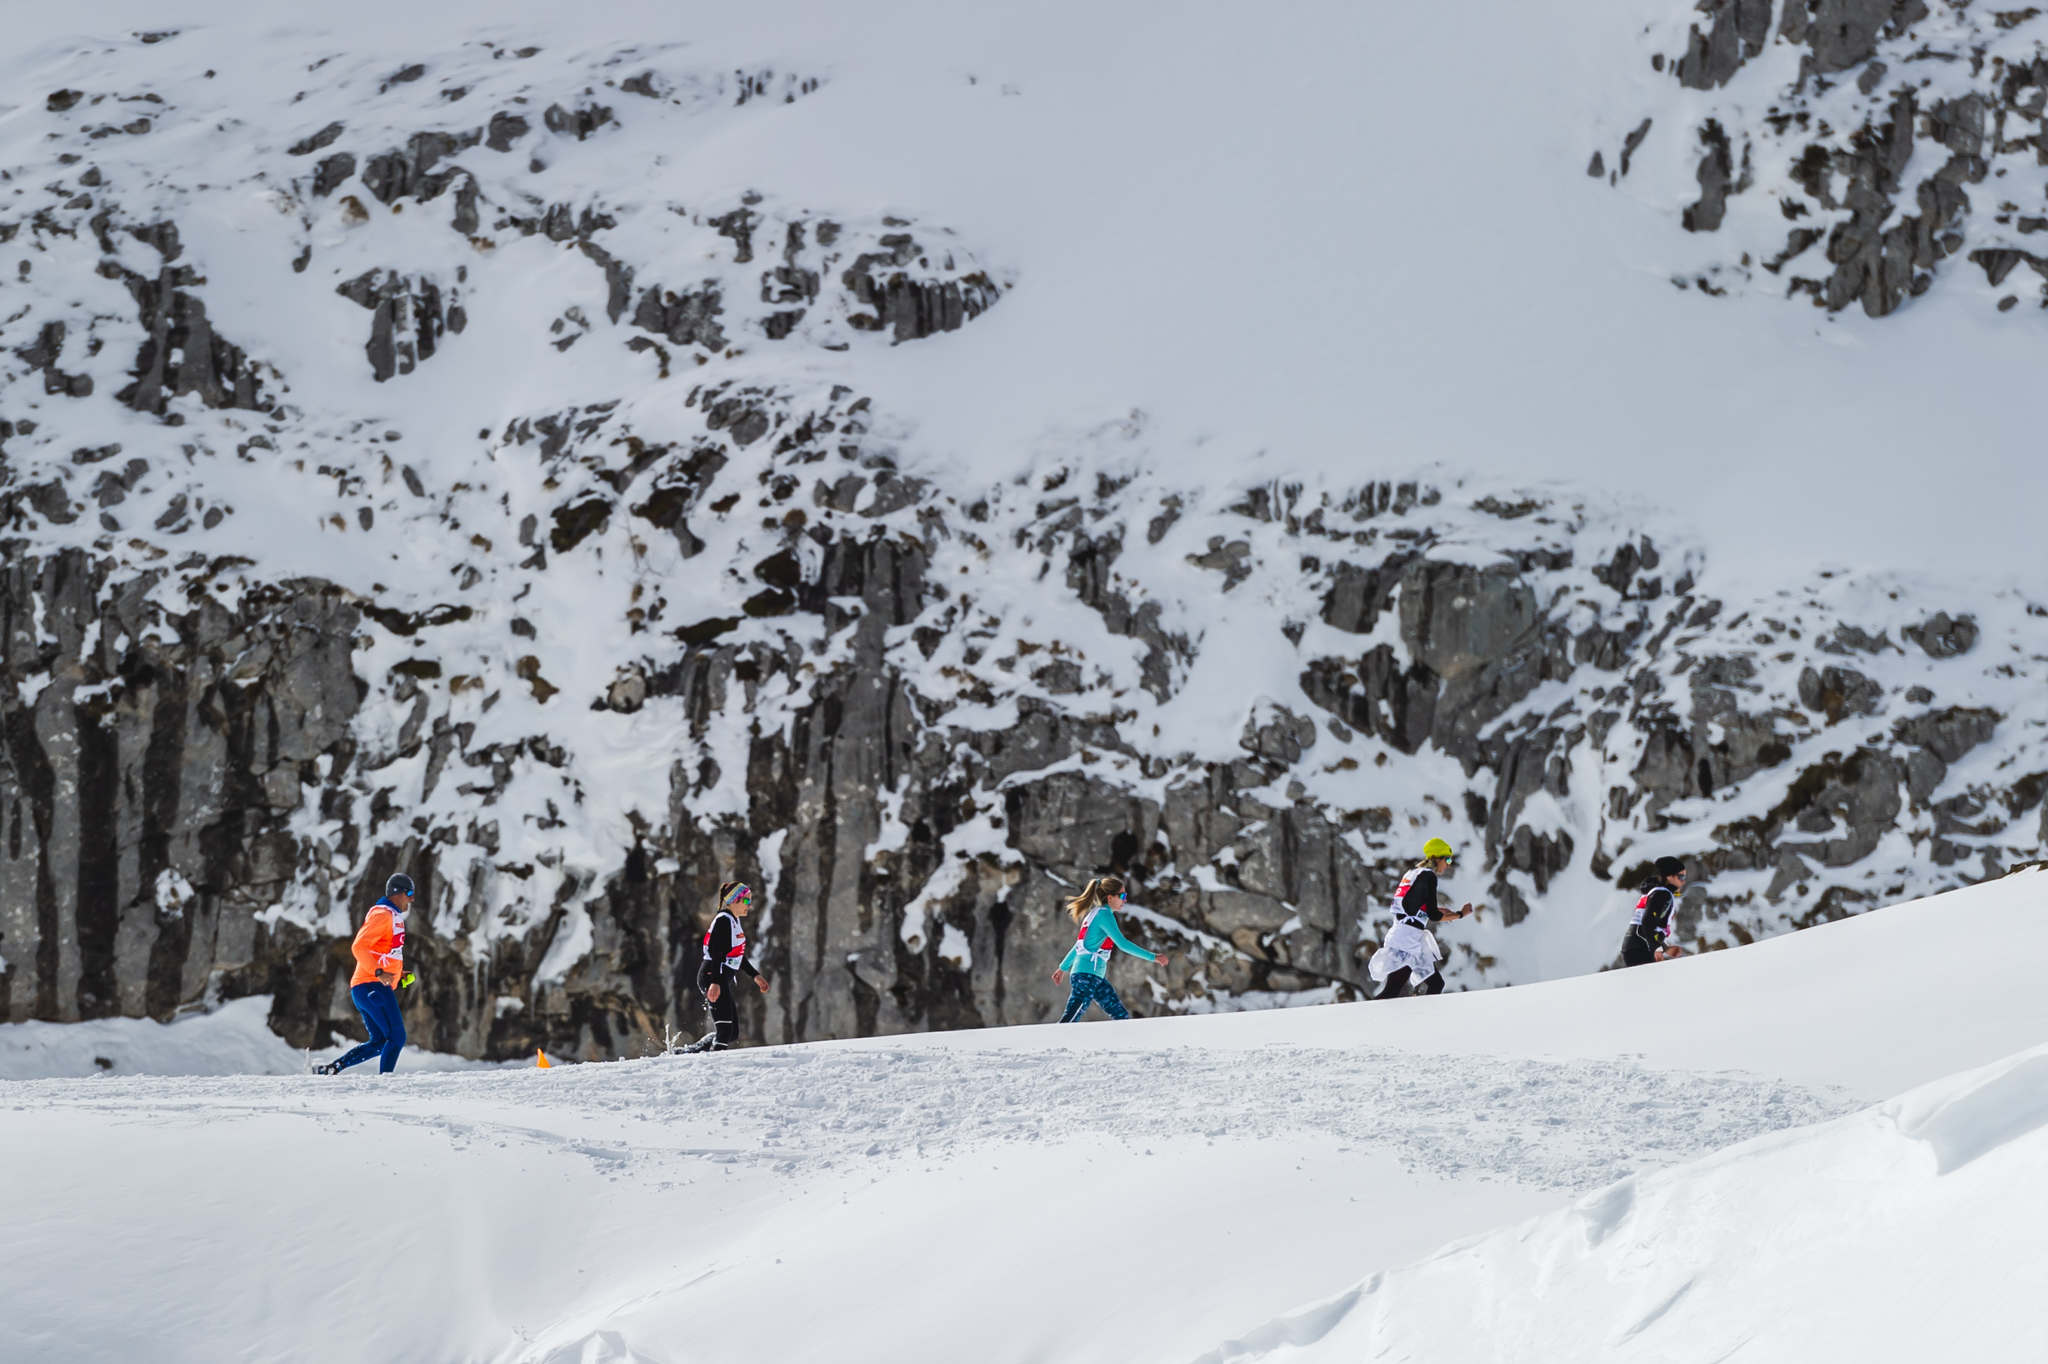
[1065,875,1127,924]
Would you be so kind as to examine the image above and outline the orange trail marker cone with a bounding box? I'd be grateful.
[536,1049,551,1069]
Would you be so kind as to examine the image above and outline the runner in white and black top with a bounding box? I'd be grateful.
[1621,856,1688,968]
[1368,837,1480,999]
[695,879,771,1049]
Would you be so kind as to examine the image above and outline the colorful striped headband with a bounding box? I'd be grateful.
[722,883,753,907]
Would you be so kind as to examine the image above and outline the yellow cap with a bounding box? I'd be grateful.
[1423,838,1455,860]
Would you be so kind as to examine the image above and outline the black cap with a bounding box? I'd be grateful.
[386,872,416,898]
[1653,856,1686,879]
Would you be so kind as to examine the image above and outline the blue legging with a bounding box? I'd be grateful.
[334,982,406,1073]
[1058,973,1130,1022]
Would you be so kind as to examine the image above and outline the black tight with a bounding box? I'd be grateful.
[1375,967,1445,1000]
[703,973,740,1047]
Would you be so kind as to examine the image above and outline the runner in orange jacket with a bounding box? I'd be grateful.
[315,873,417,1074]
[350,893,408,989]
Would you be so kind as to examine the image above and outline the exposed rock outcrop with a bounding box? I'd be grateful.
[1616,2,2048,317]
[0,552,360,1023]
[4,26,2045,1062]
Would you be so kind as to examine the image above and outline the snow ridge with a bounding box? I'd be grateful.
[1200,1039,2048,1363]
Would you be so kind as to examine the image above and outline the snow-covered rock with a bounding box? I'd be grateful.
[1609,0,2048,317]
[2,4,2044,1058]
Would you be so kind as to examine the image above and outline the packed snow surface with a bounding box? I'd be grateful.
[1200,1044,2048,1364]
[0,995,503,1080]
[5,872,2043,1362]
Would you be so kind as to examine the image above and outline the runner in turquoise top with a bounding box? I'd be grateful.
[1051,876,1156,1022]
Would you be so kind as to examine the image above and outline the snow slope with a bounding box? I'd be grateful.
[0,995,326,1079]
[1201,1044,2048,1364]
[9,0,2046,577]
[0,995,503,1079]
[4,870,2041,1363]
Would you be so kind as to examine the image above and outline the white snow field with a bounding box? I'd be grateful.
[5,870,2043,1363]
[1198,1045,2048,1364]
[0,996,505,1080]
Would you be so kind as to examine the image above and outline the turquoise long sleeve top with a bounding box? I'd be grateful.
[1057,906,1158,978]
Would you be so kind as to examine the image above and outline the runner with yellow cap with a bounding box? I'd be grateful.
[1368,838,1479,998]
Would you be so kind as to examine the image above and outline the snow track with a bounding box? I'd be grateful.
[9,871,2043,1363]
[15,1041,1852,1192]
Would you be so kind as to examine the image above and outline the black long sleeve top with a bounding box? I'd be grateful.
[696,910,759,992]
[1629,883,1678,949]
[1394,868,1448,928]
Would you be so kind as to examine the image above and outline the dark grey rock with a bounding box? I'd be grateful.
[1902,612,1978,658]
[1796,664,1882,722]
[842,234,1000,342]
[311,152,355,197]
[632,283,726,351]
[335,270,460,381]
[542,103,614,141]
[485,112,529,152]
[1676,0,1776,89]
[0,551,361,1025]
[103,234,273,416]
[1802,0,1929,75]
[1893,705,1998,764]
[1682,120,1739,232]
[287,121,345,156]
[15,320,95,397]
[1620,118,1653,177]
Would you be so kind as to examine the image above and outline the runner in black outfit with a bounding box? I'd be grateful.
[692,879,771,1050]
[1621,856,1688,967]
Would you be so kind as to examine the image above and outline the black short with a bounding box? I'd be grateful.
[1620,935,1656,968]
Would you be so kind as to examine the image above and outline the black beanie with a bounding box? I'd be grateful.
[1653,856,1686,879]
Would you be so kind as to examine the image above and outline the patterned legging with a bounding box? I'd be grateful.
[1058,972,1131,1022]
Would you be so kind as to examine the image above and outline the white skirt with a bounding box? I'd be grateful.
[1368,921,1441,983]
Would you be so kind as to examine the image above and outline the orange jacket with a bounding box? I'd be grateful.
[350,900,407,988]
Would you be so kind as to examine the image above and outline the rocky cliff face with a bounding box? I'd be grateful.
[1603,0,2048,315]
[0,553,358,1023]
[4,20,2045,1058]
